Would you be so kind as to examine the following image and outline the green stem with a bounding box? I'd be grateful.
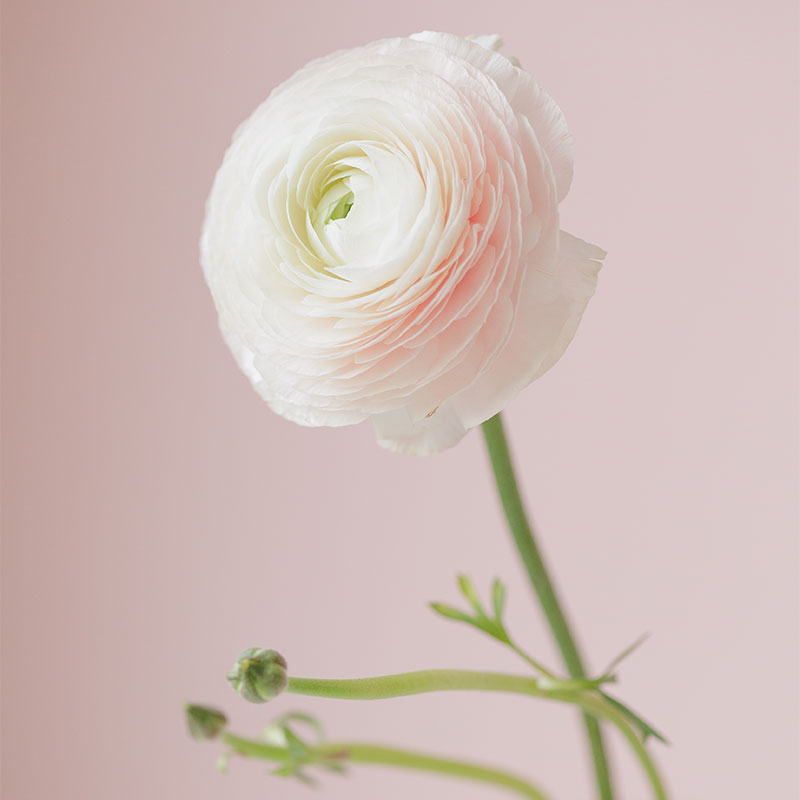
[290,672,609,700]
[508,640,558,679]
[285,669,666,800]
[222,732,550,800]
[481,413,615,800]
[577,696,666,799]
[289,670,554,700]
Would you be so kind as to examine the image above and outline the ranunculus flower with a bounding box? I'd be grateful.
[201,31,603,455]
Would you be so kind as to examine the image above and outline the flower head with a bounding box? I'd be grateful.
[201,32,603,454]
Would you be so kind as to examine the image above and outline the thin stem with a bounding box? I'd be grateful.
[288,671,608,700]
[222,732,551,800]
[508,640,558,679]
[481,413,615,800]
[576,696,667,800]
[288,670,552,700]
[285,668,666,799]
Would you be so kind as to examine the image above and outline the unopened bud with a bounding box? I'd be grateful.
[185,704,227,740]
[226,648,288,703]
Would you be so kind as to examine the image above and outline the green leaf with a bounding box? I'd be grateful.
[272,763,316,785]
[430,576,513,646]
[280,712,325,741]
[603,633,650,677]
[600,692,669,745]
[491,578,506,622]
[430,603,474,624]
[262,711,347,785]
[469,615,508,642]
[457,575,483,614]
[283,726,310,763]
[293,770,316,786]
[430,602,509,644]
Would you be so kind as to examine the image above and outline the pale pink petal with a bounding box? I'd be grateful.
[452,231,604,429]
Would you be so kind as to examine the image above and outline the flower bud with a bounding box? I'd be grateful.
[185,704,227,740]
[226,648,288,703]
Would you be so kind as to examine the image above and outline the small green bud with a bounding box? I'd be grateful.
[227,648,288,703]
[185,704,227,740]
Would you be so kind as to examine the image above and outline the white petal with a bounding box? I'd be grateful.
[372,403,467,455]
[467,34,520,66]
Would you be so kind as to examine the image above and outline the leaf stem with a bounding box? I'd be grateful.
[285,669,666,799]
[481,413,613,799]
[222,732,551,800]
[508,641,558,679]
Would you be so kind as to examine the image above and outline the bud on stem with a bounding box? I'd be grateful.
[226,648,288,703]
[185,704,227,740]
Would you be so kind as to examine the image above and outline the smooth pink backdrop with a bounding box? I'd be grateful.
[2,1,798,799]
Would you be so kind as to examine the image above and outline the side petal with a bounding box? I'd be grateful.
[535,231,604,374]
[452,231,604,429]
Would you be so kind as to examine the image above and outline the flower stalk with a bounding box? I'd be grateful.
[222,732,551,800]
[287,670,608,701]
[482,412,614,800]
[282,668,666,800]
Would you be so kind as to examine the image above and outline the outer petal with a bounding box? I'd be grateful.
[450,231,604,430]
[372,232,602,454]
[372,403,468,455]
[410,31,574,201]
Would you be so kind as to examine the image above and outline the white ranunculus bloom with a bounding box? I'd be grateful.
[201,31,603,455]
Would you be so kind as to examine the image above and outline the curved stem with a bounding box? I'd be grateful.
[577,696,667,800]
[288,671,607,700]
[222,732,551,800]
[481,414,614,800]
[289,670,551,700]
[286,669,666,799]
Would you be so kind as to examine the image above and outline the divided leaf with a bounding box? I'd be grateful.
[600,692,669,745]
[457,574,483,613]
[603,633,651,677]
[263,712,345,784]
[429,603,475,625]
[430,576,510,645]
[492,578,506,622]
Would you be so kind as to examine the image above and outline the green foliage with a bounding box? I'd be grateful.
[263,712,347,784]
[602,634,650,677]
[492,578,506,621]
[599,693,669,745]
[431,575,668,747]
[594,634,668,744]
[430,575,512,645]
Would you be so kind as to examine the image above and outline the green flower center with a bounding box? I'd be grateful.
[327,190,354,222]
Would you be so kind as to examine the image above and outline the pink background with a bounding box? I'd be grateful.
[2,1,798,798]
